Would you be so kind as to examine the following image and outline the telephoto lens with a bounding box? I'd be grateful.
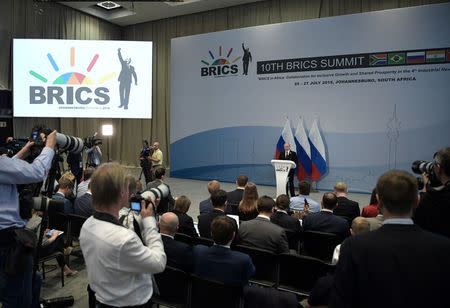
[55,133,84,153]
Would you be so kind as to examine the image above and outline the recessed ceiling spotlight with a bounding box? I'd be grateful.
[96,1,121,10]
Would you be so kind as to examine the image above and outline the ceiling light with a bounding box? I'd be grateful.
[97,1,121,10]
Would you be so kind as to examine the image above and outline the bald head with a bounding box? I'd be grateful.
[284,143,290,152]
[351,217,370,235]
[159,212,179,236]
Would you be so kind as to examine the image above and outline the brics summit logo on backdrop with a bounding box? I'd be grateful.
[201,44,250,77]
[29,47,116,105]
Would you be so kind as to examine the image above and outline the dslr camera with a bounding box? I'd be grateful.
[411,159,441,189]
[129,183,169,212]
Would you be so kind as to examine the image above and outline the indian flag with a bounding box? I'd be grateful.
[426,50,445,63]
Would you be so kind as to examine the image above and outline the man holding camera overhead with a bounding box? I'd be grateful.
[80,163,166,307]
[0,130,56,308]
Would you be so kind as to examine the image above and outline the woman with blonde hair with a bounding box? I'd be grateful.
[238,182,259,221]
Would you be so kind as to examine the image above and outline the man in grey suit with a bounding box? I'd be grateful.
[366,211,384,231]
[237,196,289,254]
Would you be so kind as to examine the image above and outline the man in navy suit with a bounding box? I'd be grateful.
[199,180,220,214]
[193,216,255,287]
[198,189,228,238]
[330,170,450,308]
[74,184,93,217]
[303,192,350,239]
[159,212,193,272]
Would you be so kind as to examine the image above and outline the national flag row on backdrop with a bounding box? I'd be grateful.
[369,48,450,66]
[275,118,327,182]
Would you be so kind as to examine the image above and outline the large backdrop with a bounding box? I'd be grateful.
[1,0,447,174]
[170,3,450,192]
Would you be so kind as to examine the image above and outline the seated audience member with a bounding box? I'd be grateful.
[238,182,259,221]
[227,174,248,213]
[74,182,93,217]
[361,188,378,218]
[331,217,369,265]
[171,195,198,238]
[27,211,77,276]
[306,275,334,308]
[238,196,289,254]
[159,212,193,272]
[303,192,350,239]
[330,170,450,308]
[366,208,384,231]
[414,147,450,238]
[198,189,228,238]
[76,167,95,197]
[193,216,255,287]
[271,194,302,232]
[290,181,321,213]
[199,180,220,214]
[333,182,360,224]
[146,167,175,214]
[53,174,75,214]
[80,163,166,307]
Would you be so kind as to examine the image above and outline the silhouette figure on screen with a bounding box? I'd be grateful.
[117,48,137,110]
[242,43,252,75]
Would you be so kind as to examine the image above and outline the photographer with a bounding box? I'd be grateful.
[414,147,450,238]
[85,145,102,168]
[80,163,166,307]
[0,130,56,307]
[139,139,152,184]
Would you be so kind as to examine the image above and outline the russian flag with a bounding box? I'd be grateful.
[294,117,311,181]
[275,119,296,161]
[308,118,327,182]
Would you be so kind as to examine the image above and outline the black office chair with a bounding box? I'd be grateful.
[48,212,69,234]
[174,232,193,246]
[152,266,190,308]
[40,252,65,287]
[302,231,343,263]
[277,253,327,296]
[190,274,243,308]
[67,214,87,244]
[284,229,302,253]
[192,236,214,247]
[234,245,279,287]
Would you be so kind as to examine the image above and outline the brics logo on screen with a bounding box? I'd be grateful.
[29,47,116,105]
[200,45,242,77]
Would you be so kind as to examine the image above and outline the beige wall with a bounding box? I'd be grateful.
[1,0,446,167]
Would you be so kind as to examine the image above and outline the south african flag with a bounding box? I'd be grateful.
[370,54,387,66]
[388,53,405,65]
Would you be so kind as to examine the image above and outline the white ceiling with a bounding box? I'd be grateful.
[59,0,264,27]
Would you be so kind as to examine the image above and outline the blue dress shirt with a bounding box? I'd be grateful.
[0,147,54,230]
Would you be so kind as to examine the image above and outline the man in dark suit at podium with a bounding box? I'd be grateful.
[278,143,298,197]
[330,170,450,308]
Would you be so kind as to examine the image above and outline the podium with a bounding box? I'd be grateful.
[271,159,296,197]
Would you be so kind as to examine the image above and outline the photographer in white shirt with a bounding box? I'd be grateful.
[80,163,166,307]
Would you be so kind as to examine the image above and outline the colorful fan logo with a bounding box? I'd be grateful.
[201,46,241,66]
[29,47,116,84]
[200,45,242,77]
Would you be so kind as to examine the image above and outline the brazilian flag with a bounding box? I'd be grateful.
[388,53,405,65]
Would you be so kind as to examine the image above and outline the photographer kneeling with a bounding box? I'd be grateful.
[414,147,450,238]
[0,130,57,308]
[80,163,166,308]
